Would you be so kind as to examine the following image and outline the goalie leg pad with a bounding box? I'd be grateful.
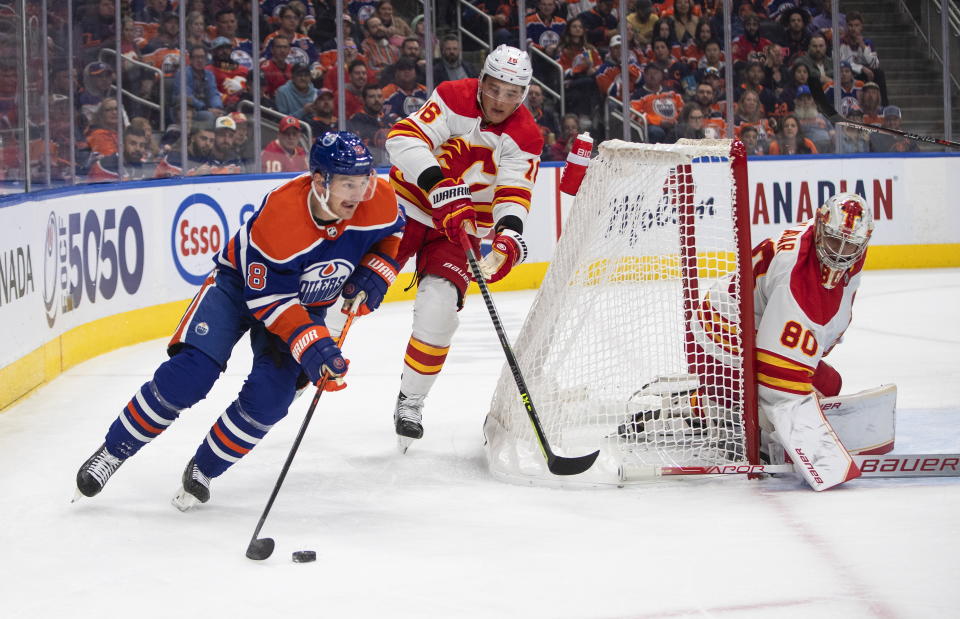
[819,384,896,455]
[400,276,459,396]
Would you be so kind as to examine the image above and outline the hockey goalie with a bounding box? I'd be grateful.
[688,191,892,490]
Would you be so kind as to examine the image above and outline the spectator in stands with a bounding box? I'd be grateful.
[172,44,223,123]
[762,42,789,107]
[684,20,714,67]
[88,126,151,182]
[839,11,887,106]
[556,17,602,117]
[276,63,317,120]
[142,12,179,54]
[527,0,566,57]
[692,81,722,120]
[381,57,427,124]
[78,61,116,124]
[320,38,368,91]
[768,113,817,154]
[802,34,831,83]
[595,34,642,99]
[732,13,771,67]
[306,88,338,137]
[260,115,309,172]
[347,85,390,165]
[208,37,250,111]
[778,7,811,63]
[734,88,773,147]
[86,98,124,158]
[739,124,765,155]
[360,15,400,79]
[677,103,706,139]
[627,0,657,48]
[794,85,834,152]
[870,106,918,153]
[858,81,883,125]
[128,116,158,163]
[209,8,253,60]
[736,59,776,114]
[649,39,689,94]
[824,61,863,103]
[154,123,215,177]
[229,111,256,166]
[578,0,617,50]
[650,17,683,57]
[631,63,684,144]
[136,0,171,25]
[209,115,244,173]
[809,0,845,38]
[185,11,207,51]
[79,0,118,65]
[837,98,870,153]
[263,4,318,67]
[525,82,560,152]
[433,34,478,86]
[549,112,582,161]
[260,34,294,103]
[777,61,812,115]
[701,66,727,105]
[379,37,426,88]
[338,58,369,119]
[669,0,700,41]
[375,0,413,47]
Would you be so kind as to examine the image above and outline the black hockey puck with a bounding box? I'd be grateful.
[292,550,316,563]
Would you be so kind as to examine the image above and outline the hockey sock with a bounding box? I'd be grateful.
[105,346,220,458]
[193,400,275,478]
[401,335,450,395]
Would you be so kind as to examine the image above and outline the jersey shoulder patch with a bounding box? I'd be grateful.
[250,175,319,261]
[437,78,482,118]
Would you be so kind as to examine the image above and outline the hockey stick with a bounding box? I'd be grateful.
[620,453,960,481]
[459,233,599,476]
[245,311,357,561]
[834,119,960,150]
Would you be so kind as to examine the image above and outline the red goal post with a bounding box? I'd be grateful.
[483,139,758,486]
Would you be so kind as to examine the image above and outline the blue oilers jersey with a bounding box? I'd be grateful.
[215,174,404,343]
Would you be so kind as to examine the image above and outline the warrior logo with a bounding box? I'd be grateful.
[299,259,354,305]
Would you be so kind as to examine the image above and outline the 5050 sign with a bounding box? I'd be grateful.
[43,206,145,327]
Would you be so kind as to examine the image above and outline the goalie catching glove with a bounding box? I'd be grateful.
[288,325,349,389]
[430,178,476,240]
[477,229,527,283]
[342,252,399,316]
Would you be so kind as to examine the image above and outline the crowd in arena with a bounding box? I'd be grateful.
[0,0,923,187]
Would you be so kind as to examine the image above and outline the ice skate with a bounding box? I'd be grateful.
[75,444,126,499]
[394,392,425,454]
[171,458,211,512]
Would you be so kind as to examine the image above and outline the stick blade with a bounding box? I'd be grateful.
[246,537,275,561]
[547,450,600,476]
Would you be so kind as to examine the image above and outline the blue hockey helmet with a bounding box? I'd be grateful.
[310,131,374,178]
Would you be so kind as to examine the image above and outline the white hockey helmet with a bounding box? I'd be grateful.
[478,44,533,104]
[815,192,874,288]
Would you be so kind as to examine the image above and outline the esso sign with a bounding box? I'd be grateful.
[171,193,229,285]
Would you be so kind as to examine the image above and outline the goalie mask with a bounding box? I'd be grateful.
[815,192,874,289]
[309,131,377,218]
[477,44,533,110]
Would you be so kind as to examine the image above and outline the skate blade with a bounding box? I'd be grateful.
[71,487,84,503]
[397,434,417,455]
[171,487,200,512]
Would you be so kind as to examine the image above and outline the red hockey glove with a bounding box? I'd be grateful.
[429,178,476,241]
[477,229,527,283]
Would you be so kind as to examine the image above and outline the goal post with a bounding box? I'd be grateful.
[483,139,758,486]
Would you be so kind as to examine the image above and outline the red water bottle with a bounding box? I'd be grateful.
[558,132,593,196]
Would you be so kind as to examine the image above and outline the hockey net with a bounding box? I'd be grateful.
[484,139,758,486]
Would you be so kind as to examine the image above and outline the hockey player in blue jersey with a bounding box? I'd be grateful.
[75,132,404,509]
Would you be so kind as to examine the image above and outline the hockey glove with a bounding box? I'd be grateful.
[429,178,476,241]
[341,252,399,316]
[477,229,527,283]
[288,325,349,389]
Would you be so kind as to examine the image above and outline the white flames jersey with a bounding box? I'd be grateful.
[385,77,544,235]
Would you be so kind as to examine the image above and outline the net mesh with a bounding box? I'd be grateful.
[484,140,750,485]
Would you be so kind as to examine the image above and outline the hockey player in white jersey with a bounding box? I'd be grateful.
[385,45,544,451]
[693,192,875,490]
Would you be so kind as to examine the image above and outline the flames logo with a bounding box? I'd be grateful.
[437,138,497,191]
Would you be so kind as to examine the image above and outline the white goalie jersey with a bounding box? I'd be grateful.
[385,77,543,235]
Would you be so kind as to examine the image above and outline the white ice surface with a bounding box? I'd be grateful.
[1,269,959,619]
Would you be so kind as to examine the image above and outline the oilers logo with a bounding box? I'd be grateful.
[653,96,678,119]
[300,259,354,305]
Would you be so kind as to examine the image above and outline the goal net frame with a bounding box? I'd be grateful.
[483,139,758,487]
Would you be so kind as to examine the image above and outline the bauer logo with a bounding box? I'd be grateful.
[299,259,354,305]
[171,194,229,286]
